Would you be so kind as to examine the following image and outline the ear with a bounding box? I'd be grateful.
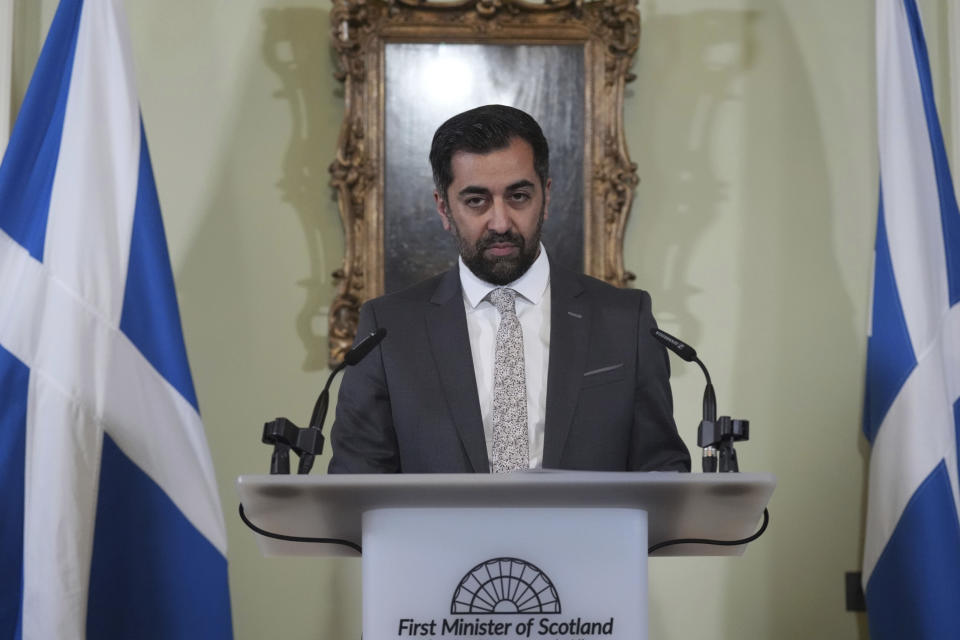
[434,190,452,232]
[542,177,552,222]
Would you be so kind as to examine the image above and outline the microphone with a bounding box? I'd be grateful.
[650,328,698,362]
[344,327,387,366]
[650,327,747,472]
[297,328,387,474]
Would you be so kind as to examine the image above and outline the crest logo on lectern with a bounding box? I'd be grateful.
[450,557,561,614]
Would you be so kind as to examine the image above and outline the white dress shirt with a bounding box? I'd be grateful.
[459,246,551,469]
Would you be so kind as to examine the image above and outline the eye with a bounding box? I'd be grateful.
[508,191,532,204]
[464,195,487,208]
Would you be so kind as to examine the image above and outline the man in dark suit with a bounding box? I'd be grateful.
[328,105,689,473]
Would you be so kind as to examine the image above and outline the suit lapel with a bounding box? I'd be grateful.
[542,266,590,468]
[425,268,489,472]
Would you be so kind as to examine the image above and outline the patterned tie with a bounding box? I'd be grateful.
[489,287,529,473]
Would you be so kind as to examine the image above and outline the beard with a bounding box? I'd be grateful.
[451,204,545,286]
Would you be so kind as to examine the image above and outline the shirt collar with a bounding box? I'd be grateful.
[459,243,550,309]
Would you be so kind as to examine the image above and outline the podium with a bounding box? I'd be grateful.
[237,471,775,639]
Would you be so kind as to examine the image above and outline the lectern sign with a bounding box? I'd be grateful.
[393,556,618,638]
[363,509,645,640]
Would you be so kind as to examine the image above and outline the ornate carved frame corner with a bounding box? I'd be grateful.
[327,0,641,366]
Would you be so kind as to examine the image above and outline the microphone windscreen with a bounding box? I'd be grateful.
[649,328,698,362]
[344,328,387,365]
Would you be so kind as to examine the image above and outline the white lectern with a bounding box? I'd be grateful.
[237,471,775,640]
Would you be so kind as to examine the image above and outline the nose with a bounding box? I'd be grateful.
[487,197,511,234]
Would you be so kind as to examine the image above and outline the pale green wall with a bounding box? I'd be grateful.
[10,0,958,638]
[631,3,873,638]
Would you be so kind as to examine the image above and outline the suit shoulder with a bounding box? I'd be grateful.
[363,271,452,312]
[566,269,651,306]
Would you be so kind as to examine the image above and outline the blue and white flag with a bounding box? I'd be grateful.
[863,0,960,637]
[0,0,232,637]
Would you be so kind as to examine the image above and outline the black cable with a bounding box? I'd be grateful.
[238,504,362,553]
[240,503,766,557]
[648,508,769,554]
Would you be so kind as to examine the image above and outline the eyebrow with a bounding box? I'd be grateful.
[457,186,491,198]
[507,179,535,191]
[456,180,535,199]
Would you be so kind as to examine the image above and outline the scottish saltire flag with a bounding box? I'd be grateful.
[0,0,232,637]
[863,0,960,637]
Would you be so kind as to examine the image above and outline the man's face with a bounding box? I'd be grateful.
[434,137,550,285]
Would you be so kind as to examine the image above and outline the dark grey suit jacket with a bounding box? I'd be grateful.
[328,263,690,473]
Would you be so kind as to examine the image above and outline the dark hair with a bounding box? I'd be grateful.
[429,104,549,202]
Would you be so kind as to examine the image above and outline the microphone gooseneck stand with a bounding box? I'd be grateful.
[260,328,387,475]
[650,328,750,473]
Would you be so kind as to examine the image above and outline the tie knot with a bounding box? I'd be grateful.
[490,288,518,315]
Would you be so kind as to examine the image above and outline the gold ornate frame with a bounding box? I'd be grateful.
[327,0,641,365]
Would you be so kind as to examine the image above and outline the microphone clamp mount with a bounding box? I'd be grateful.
[697,415,749,472]
[261,417,325,475]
